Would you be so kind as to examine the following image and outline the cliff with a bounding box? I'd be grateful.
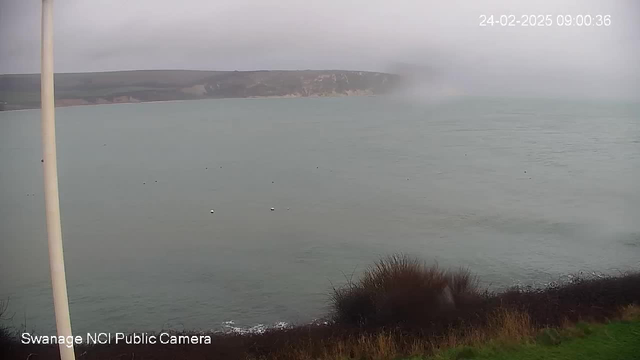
[0,70,401,110]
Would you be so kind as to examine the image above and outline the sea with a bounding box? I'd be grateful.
[1,96,639,335]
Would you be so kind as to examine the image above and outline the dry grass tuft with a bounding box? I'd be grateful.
[489,308,534,344]
[620,303,640,321]
[264,308,533,360]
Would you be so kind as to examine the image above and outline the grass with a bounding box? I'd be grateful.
[291,308,537,360]
[58,86,162,98]
[267,306,640,360]
[1,254,639,360]
[424,319,640,360]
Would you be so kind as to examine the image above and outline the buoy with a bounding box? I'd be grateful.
[287,208,290,210]
[270,207,275,211]
[210,209,214,213]
[143,182,146,184]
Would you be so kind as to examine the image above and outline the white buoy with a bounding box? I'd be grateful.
[270,207,275,211]
[210,209,214,213]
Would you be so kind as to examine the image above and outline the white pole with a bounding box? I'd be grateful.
[41,1,76,359]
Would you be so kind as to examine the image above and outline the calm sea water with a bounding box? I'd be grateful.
[1,96,639,334]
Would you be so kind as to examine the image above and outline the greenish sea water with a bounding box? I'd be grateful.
[1,96,638,334]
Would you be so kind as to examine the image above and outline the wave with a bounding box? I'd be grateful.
[218,319,331,335]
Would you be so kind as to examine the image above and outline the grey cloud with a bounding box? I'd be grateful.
[0,0,638,99]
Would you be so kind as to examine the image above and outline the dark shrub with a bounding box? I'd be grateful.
[0,300,15,358]
[494,272,640,327]
[331,254,482,328]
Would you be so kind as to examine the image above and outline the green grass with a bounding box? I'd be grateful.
[419,321,640,360]
[57,86,163,98]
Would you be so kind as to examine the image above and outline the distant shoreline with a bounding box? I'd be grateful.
[0,92,381,112]
[0,69,399,112]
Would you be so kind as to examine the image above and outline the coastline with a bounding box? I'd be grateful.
[0,92,380,113]
[0,69,398,113]
[2,265,639,360]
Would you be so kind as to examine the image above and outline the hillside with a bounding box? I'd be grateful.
[0,70,401,110]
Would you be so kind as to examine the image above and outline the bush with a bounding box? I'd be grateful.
[0,300,15,357]
[331,254,482,328]
[494,272,640,327]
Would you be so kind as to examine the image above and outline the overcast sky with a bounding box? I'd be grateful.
[1,0,638,99]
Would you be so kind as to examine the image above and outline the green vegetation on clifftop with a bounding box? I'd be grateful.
[0,69,401,110]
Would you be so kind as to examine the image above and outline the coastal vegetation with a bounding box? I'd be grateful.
[0,70,401,111]
[1,254,639,359]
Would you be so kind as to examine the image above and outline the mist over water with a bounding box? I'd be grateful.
[1,96,638,334]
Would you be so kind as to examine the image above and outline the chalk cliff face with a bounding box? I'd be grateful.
[198,70,398,98]
[0,70,401,110]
